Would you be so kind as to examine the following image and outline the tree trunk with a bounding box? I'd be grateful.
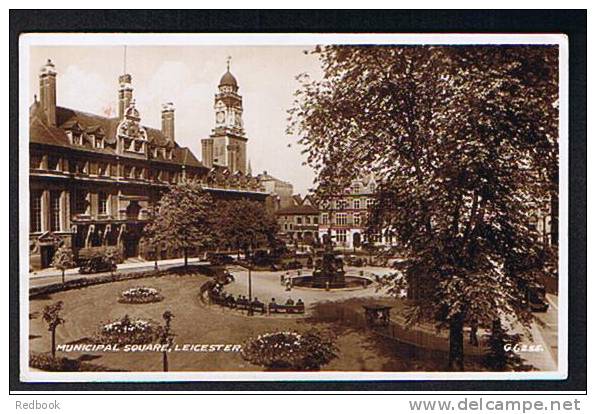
[448,315,465,371]
[184,248,188,268]
[163,351,168,372]
[61,269,65,284]
[51,328,56,359]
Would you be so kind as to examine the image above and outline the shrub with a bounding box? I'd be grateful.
[119,286,163,304]
[94,314,160,346]
[242,330,338,371]
[51,246,76,284]
[29,352,122,372]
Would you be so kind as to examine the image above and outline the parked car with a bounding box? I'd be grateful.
[527,284,549,312]
[206,253,235,266]
[283,260,303,270]
[345,255,364,267]
[251,250,277,267]
[79,255,117,274]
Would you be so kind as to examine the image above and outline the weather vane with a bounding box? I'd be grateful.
[226,55,231,71]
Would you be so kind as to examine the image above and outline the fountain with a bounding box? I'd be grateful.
[290,234,373,290]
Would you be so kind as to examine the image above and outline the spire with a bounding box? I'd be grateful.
[247,159,252,176]
[226,55,231,72]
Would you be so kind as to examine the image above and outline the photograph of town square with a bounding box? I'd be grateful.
[24,39,561,377]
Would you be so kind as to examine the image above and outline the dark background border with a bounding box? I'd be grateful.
[9,9,587,393]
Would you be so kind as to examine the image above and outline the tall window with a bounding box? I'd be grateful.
[48,156,60,171]
[50,191,61,232]
[337,199,348,210]
[296,217,303,224]
[74,190,88,215]
[354,213,361,226]
[98,162,109,176]
[353,199,360,209]
[336,213,347,225]
[366,198,375,209]
[321,214,328,225]
[336,229,347,243]
[30,191,42,233]
[98,192,109,215]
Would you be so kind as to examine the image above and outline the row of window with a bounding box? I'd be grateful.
[31,154,184,184]
[282,215,319,225]
[67,131,106,149]
[320,212,363,226]
[322,198,375,210]
[30,190,62,233]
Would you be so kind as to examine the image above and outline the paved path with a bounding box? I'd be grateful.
[223,265,393,306]
[28,257,208,288]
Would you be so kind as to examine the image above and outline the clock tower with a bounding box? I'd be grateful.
[201,58,248,174]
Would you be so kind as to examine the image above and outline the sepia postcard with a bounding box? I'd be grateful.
[18,33,568,383]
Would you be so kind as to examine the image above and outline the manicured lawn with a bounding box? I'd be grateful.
[29,270,449,372]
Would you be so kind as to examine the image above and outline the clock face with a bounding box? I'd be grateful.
[216,111,225,124]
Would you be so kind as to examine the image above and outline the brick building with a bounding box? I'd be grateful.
[276,195,319,249]
[318,176,396,250]
[28,59,267,270]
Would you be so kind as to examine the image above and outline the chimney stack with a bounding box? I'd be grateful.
[39,59,57,126]
[118,74,133,119]
[161,102,175,142]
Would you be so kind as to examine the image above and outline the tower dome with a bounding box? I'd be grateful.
[219,70,238,88]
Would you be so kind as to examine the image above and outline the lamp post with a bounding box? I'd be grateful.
[246,243,253,316]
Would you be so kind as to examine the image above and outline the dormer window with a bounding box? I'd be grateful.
[95,137,104,148]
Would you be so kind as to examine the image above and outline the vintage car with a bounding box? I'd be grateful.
[206,252,235,266]
[78,255,117,274]
[527,284,550,312]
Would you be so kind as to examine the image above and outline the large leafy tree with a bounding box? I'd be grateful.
[289,45,558,370]
[212,199,280,258]
[152,180,214,268]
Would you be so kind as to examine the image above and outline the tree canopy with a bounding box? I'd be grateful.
[289,45,558,370]
[151,180,214,266]
[212,199,280,255]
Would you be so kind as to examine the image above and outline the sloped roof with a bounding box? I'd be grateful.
[30,104,204,168]
[276,204,319,216]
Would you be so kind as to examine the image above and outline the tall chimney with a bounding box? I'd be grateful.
[39,59,57,126]
[161,102,175,142]
[118,74,133,119]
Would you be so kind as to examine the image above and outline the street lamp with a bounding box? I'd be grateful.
[246,243,253,316]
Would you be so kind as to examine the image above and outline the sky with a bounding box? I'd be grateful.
[29,45,324,195]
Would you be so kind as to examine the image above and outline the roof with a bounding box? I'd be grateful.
[276,204,319,216]
[30,104,204,168]
[219,70,238,87]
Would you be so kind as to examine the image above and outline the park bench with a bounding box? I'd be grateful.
[268,302,305,314]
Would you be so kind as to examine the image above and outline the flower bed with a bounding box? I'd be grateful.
[242,330,338,371]
[119,286,163,304]
[94,314,160,346]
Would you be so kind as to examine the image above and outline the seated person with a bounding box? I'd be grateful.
[296,299,304,307]
[285,298,295,306]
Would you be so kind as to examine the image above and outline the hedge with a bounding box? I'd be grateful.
[29,264,217,299]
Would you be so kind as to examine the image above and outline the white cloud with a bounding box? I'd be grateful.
[58,65,115,116]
